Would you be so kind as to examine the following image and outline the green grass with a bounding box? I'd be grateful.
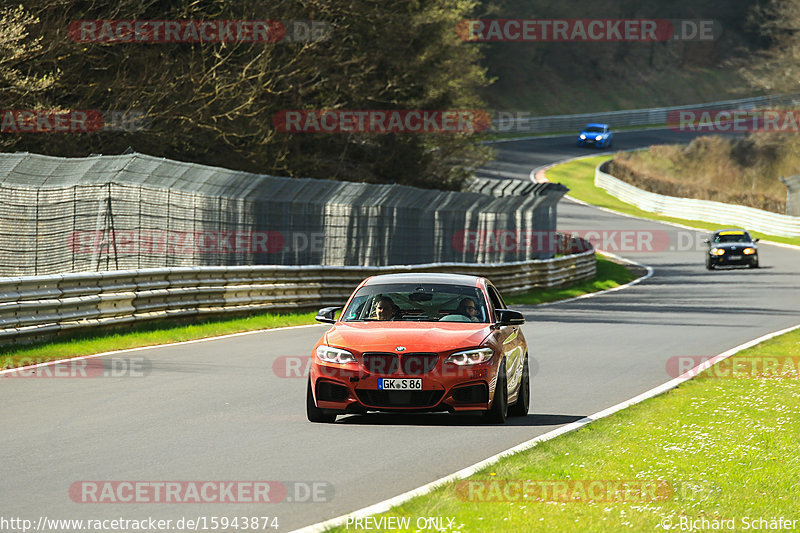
[0,311,318,371]
[325,327,800,532]
[548,155,800,248]
[505,255,637,306]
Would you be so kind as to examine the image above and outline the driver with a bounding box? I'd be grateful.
[374,296,400,321]
[456,298,480,322]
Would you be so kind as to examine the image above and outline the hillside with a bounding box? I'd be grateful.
[0,0,773,189]
[477,0,766,113]
[608,134,794,214]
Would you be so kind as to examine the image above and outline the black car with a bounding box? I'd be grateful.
[704,229,759,270]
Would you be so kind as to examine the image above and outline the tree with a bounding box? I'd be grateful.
[0,4,57,145]
[2,0,492,190]
[742,0,800,92]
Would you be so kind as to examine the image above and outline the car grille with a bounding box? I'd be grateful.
[362,353,399,374]
[355,390,444,408]
[400,353,438,375]
[361,352,439,375]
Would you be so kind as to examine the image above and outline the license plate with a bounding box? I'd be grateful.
[378,378,422,390]
[729,255,742,260]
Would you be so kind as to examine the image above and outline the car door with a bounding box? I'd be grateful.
[487,284,524,394]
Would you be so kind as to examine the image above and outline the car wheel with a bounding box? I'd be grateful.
[749,260,759,269]
[306,378,337,423]
[485,364,508,424]
[508,356,530,417]
[705,257,714,270]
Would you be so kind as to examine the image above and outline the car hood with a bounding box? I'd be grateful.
[580,130,605,137]
[324,322,491,353]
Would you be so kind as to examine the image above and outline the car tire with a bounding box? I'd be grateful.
[705,257,714,270]
[508,356,530,417]
[485,364,508,424]
[749,260,759,269]
[306,378,337,423]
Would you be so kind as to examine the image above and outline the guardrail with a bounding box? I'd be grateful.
[595,163,800,237]
[492,93,800,134]
[0,241,595,344]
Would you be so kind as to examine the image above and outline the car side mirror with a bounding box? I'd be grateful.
[754,238,760,243]
[702,238,709,244]
[315,307,341,324]
[494,309,525,326]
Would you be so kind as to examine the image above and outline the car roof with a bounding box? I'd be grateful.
[363,273,484,287]
[584,123,609,129]
[714,229,748,235]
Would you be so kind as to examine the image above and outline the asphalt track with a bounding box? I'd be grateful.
[2,129,799,532]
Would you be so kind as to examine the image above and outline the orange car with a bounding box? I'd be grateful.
[306,273,530,424]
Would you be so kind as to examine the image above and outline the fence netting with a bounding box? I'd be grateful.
[0,152,567,275]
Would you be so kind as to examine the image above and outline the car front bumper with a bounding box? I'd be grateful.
[310,361,496,414]
[708,254,758,266]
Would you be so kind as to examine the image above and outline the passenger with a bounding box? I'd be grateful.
[374,296,400,321]
[456,298,480,322]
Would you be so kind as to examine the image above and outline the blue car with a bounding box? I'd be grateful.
[577,123,613,148]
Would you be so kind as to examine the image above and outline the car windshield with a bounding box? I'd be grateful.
[342,283,489,323]
[714,233,751,243]
[584,126,605,133]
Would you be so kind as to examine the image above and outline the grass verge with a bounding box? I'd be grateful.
[548,155,800,248]
[324,327,800,532]
[0,311,318,371]
[0,256,637,371]
[504,255,638,306]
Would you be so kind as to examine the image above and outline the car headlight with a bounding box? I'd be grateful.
[316,345,357,364]
[743,248,756,255]
[595,135,602,141]
[710,248,725,256]
[445,348,494,366]
[580,134,586,139]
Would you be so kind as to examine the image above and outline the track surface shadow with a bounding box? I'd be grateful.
[336,412,586,427]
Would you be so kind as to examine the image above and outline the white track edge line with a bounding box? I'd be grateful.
[530,250,654,308]
[290,322,800,533]
[0,323,325,375]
